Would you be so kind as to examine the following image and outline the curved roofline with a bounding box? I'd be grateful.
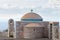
[25,23,44,27]
[21,12,43,19]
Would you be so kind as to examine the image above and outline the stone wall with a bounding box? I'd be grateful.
[24,27,44,39]
[52,22,59,40]
[8,19,14,38]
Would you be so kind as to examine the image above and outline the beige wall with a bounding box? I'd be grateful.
[24,27,44,38]
[16,21,49,39]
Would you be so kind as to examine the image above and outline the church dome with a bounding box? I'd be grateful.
[21,11,43,21]
[21,12,42,19]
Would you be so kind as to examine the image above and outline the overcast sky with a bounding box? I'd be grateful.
[0,0,60,31]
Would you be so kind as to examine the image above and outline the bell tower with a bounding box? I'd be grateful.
[8,19,14,38]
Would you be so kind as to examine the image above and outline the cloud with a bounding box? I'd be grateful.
[0,0,49,9]
[0,13,23,21]
[0,0,60,22]
[0,0,60,31]
[0,0,60,9]
[48,0,60,8]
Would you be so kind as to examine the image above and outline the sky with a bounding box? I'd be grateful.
[0,0,60,31]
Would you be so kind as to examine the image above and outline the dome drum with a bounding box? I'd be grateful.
[21,18,43,21]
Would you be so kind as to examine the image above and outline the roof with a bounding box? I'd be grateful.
[25,23,44,27]
[21,12,42,19]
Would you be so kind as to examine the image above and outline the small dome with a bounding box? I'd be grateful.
[25,23,43,27]
[21,12,42,19]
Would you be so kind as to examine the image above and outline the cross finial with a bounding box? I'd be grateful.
[31,9,33,12]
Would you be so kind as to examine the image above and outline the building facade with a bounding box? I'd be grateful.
[8,11,59,40]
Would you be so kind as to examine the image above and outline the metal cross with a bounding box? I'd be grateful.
[31,9,33,12]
